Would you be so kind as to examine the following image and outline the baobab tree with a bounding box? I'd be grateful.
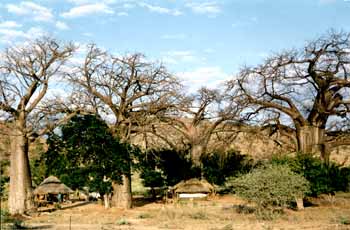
[70,44,180,208]
[0,37,75,214]
[150,87,242,167]
[231,31,350,162]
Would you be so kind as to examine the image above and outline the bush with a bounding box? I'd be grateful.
[231,165,310,212]
[201,150,254,185]
[138,149,200,187]
[271,153,350,196]
[0,209,12,223]
[139,149,254,188]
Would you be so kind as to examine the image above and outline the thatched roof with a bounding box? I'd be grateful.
[33,176,73,195]
[173,178,214,194]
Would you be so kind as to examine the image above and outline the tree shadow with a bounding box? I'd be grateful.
[133,196,163,208]
[13,225,55,229]
[38,201,92,212]
[60,201,91,210]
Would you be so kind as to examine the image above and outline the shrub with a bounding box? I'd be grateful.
[201,150,254,185]
[139,149,254,188]
[271,153,350,196]
[116,218,130,225]
[0,209,12,223]
[231,165,310,213]
[138,149,200,187]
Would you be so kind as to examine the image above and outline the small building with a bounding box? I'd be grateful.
[172,178,215,200]
[33,176,73,206]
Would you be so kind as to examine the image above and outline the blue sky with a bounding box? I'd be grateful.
[0,0,349,90]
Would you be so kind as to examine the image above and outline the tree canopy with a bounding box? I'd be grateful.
[43,114,136,196]
[231,31,350,161]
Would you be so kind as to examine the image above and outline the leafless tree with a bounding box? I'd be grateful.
[149,87,242,167]
[230,30,350,162]
[0,37,76,214]
[70,44,181,208]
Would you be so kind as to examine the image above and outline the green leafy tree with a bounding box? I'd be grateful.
[42,114,135,207]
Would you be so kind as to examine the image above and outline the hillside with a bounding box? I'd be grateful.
[1,121,349,168]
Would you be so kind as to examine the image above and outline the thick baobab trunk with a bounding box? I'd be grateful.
[8,127,33,215]
[103,194,111,209]
[111,174,132,209]
[190,143,207,179]
[191,144,205,167]
[110,122,132,209]
[297,126,328,161]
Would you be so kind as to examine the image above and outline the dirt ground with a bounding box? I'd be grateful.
[7,193,350,230]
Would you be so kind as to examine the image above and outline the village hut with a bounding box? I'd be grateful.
[172,178,215,199]
[33,176,73,205]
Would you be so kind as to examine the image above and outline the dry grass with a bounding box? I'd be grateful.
[16,193,350,230]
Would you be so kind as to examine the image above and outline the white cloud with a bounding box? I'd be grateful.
[0,29,26,40]
[0,21,22,28]
[162,50,200,64]
[123,3,135,9]
[0,27,46,44]
[27,27,46,37]
[67,0,117,5]
[185,1,221,17]
[178,66,230,91]
[55,21,70,30]
[161,33,187,40]
[61,3,114,18]
[139,3,183,16]
[6,2,54,22]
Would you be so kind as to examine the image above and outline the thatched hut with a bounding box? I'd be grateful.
[172,178,215,199]
[33,176,73,205]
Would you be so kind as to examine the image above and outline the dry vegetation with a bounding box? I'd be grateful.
[8,193,348,230]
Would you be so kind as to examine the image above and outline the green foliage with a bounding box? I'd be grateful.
[0,210,26,229]
[140,170,164,188]
[231,165,310,210]
[116,218,130,225]
[338,216,350,225]
[138,149,200,187]
[0,209,12,223]
[201,150,254,185]
[139,149,254,188]
[271,153,350,196]
[31,157,46,187]
[30,141,47,186]
[0,160,9,198]
[42,114,136,195]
